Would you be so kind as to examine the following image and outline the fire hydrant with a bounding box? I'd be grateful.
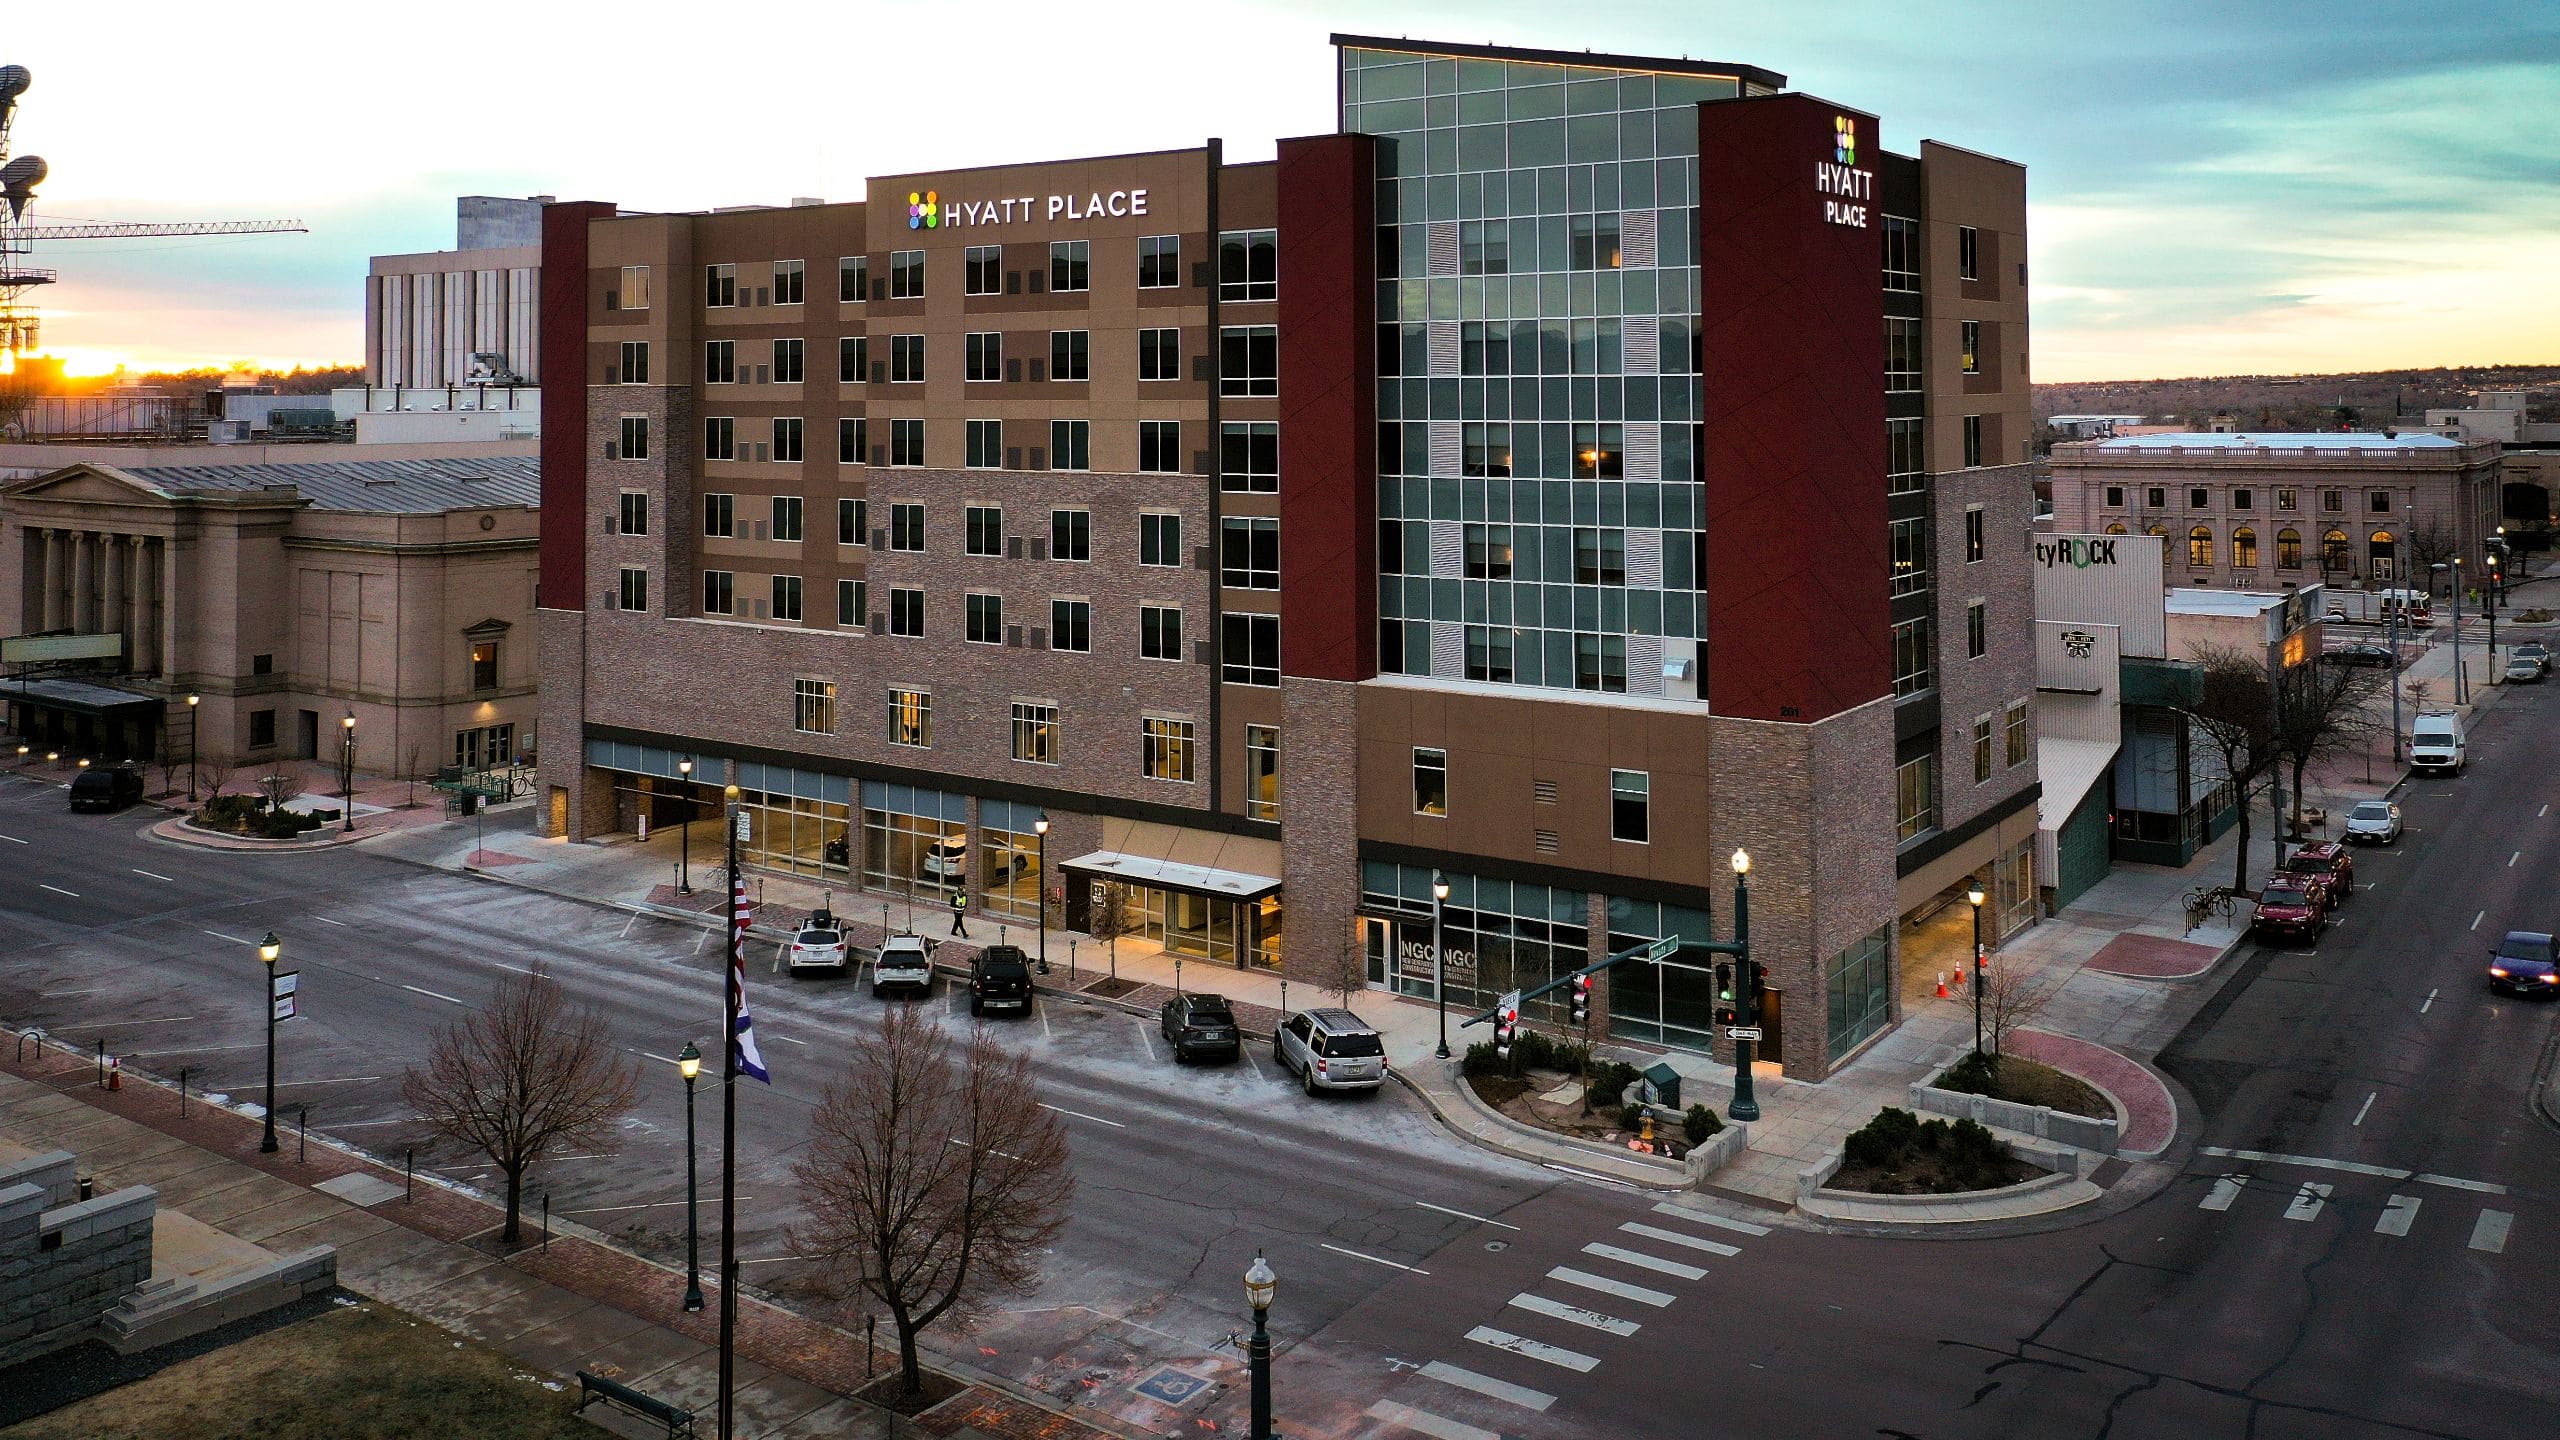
[1638,1109,1656,1154]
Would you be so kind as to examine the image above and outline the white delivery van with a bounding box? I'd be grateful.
[2409,712,2464,775]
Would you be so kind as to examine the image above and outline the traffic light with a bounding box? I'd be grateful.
[1713,962,1738,1026]
[1738,960,1760,1023]
[1568,973,1591,1025]
[1494,997,1518,1058]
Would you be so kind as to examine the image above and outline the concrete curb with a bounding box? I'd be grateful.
[144,813,378,853]
[1800,1173,2103,1225]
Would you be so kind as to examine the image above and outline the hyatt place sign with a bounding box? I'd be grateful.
[908,188,1150,229]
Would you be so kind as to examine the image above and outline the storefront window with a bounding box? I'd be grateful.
[1602,898,1719,1052]
[1824,925,1893,1063]
[980,827,1040,920]
[1360,863,1590,1026]
[857,781,968,901]
[1124,884,1238,964]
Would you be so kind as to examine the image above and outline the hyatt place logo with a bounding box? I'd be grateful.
[1834,116,1856,166]
[908,190,939,230]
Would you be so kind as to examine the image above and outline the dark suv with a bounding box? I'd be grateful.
[68,765,144,813]
[1159,993,1241,1064]
[2250,881,2325,944]
[2487,931,2558,997]
[2278,843,2355,909]
[968,945,1034,1018]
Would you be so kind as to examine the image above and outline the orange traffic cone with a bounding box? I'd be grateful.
[1951,964,1966,989]
[1935,972,1949,998]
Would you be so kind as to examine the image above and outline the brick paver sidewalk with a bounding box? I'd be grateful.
[2006,1029,2177,1157]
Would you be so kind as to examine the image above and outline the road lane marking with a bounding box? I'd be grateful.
[1035,1102,1125,1128]
[2542,804,2550,818]
[489,962,535,976]
[1618,1221,1740,1257]
[2511,851,2523,868]
[1364,1400,1501,1440]
[2470,1210,2513,1253]
[2199,1146,2409,1180]
[327,1118,414,1128]
[1541,1163,1637,1190]
[2472,911,2486,931]
[1545,1267,1674,1308]
[1464,1326,1598,1373]
[1416,1361,1553,1413]
[2415,1172,2509,1195]
[129,1042,262,1057]
[312,915,348,927]
[219,1075,384,1090]
[1649,1202,1771,1238]
[2200,1175,2246,1212]
[401,985,465,1005]
[772,1035,809,1047]
[1508,1292,1639,1336]
[38,883,78,897]
[0,833,24,843]
[38,988,100,997]
[2422,988,2439,1014]
[2377,1194,2420,1237]
[562,1196,751,1215]
[203,930,255,945]
[117,1016,198,1027]
[2283,1182,2332,1222]
[132,869,175,882]
[1318,1242,1428,1275]
[1581,1243,1706,1281]
[1415,1201,1521,1230]
[948,1137,1026,1162]
[2352,1092,2376,1126]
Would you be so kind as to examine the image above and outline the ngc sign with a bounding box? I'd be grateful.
[909,187,1151,229]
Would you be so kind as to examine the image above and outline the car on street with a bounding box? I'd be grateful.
[1160,993,1243,1064]
[2322,642,2395,668]
[67,764,144,813]
[871,933,935,999]
[2250,881,2326,944]
[969,945,1035,1017]
[2486,930,2559,997]
[2343,799,2402,845]
[2515,642,2551,676]
[785,909,849,974]
[1276,1009,1388,1096]
[2506,652,2543,684]
[2278,842,2355,908]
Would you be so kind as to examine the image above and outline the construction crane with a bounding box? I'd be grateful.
[8,219,307,241]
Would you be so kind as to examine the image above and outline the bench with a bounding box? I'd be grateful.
[575,1371,694,1439]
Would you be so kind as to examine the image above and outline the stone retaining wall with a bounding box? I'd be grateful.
[1907,1081,2121,1154]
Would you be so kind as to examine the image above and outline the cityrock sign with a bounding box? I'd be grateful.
[2034,537,2122,569]
[1814,115,1874,229]
[907,187,1151,230]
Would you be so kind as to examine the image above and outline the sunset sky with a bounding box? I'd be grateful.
[6,0,2553,382]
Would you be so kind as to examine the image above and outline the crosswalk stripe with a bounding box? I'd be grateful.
[2376,1193,2419,1237]
[2283,1182,2332,1222]
[2200,1175,2245,1211]
[2470,1210,2513,1254]
[1365,1400,1502,1440]
[1465,1325,1600,1373]
[1508,1292,1640,1336]
[1582,1242,1707,1281]
[1546,1266,1676,1308]
[1417,1360,1554,1413]
[1649,1201,1772,1237]
[1618,1221,1741,1256]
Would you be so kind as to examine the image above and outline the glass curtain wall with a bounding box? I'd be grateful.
[1360,862,1592,1026]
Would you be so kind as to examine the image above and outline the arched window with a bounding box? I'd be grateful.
[2104,523,2128,535]
[2232,526,2258,568]
[2276,527,2302,570]
[2322,528,2352,574]
[2369,528,2398,581]
[2147,523,2170,568]
[2187,525,2214,568]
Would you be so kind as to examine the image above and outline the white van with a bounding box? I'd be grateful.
[2410,712,2464,775]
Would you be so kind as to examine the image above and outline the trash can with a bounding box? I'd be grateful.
[1641,1063,1681,1109]
[458,791,481,816]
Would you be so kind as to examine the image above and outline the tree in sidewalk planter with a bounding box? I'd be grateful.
[1088,882,1130,978]
[400,971,638,1246]
[258,758,306,810]
[2180,643,2280,895]
[2272,658,2383,838]
[790,1005,1071,1400]
[1326,936,1367,1010]
[1981,961,2050,1077]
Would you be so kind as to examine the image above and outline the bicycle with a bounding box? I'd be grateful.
[2183,884,2236,930]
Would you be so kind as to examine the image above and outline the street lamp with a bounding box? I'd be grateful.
[258,932,282,1153]
[339,712,356,833]
[1243,1251,1277,1440]
[676,1041,705,1312]
[1966,881,1988,1058]
[1728,848,1759,1123]
[2435,560,2466,704]
[1431,870,1451,1060]
[184,694,199,801]
[1033,815,1050,974]
[676,759,696,895]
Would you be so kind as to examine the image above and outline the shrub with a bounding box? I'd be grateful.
[1914,1117,1952,1152]
[1937,1051,2001,1096]
[1460,1040,1504,1077]
[259,808,323,839]
[1683,1104,1723,1144]
[1585,1060,1642,1112]
[1618,1101,1646,1131]
[1947,1117,2007,1166]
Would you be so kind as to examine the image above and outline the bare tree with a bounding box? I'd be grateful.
[2272,660,2382,835]
[2401,521,2460,595]
[404,743,426,807]
[401,972,639,1245]
[153,751,180,801]
[2180,643,2279,894]
[1326,936,1367,1010]
[195,756,235,806]
[1088,882,1130,975]
[258,758,305,809]
[790,1007,1071,1399]
[1983,960,2050,1069]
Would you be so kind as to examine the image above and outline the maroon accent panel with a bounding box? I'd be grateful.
[1274,133,1377,682]
[1697,97,1890,724]
[538,200,616,613]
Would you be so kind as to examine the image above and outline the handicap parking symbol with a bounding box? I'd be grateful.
[1132,1368,1212,1406]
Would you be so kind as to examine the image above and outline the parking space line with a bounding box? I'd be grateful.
[1134,1024,1160,1063]
[1545,1267,1674,1308]
[2200,1175,2245,1212]
[1463,1326,1597,1373]
[1415,1201,1521,1230]
[2422,988,2439,1014]
[2376,1194,2420,1237]
[1319,1242,1427,1275]
[114,1016,198,1027]
[2352,1092,2376,1126]
[218,1075,383,1090]
[401,985,465,1005]
[203,930,255,945]
[2470,1210,2513,1253]
[0,833,23,843]
[1416,1361,1553,1414]
[38,883,78,897]
[2283,1182,2332,1223]
[1617,1221,1740,1257]
[1035,1102,1125,1128]
[2199,1146,2410,1181]
[1240,1047,1267,1082]
[1648,1202,1770,1237]
[1581,1243,1705,1281]
[312,915,348,927]
[132,869,175,882]
[129,1042,261,1058]
[2511,851,2522,868]
[1508,1292,1639,1336]
[2471,911,2485,931]
[1364,1399,1501,1440]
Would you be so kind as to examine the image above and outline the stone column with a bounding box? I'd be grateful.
[69,533,95,633]
[40,529,66,631]
[129,537,156,674]
[102,534,127,644]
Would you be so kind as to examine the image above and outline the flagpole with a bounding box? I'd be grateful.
[718,791,741,1440]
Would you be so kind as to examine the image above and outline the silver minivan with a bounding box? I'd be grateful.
[1275,1009,1387,1096]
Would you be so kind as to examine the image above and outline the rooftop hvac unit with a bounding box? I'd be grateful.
[207,419,251,444]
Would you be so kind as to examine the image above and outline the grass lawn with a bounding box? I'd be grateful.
[3,1301,591,1440]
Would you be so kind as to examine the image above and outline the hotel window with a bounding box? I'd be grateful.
[619,415,649,460]
[1568,212,1622,269]
[618,492,649,536]
[2189,487,2210,509]
[2187,525,2214,567]
[2006,700,2031,766]
[1465,524,1513,581]
[1890,517,1928,595]
[1051,419,1090,471]
[618,567,648,612]
[1885,318,1922,391]
[966,592,1004,645]
[964,245,1002,296]
[966,419,1003,469]
[836,578,865,627]
[705,340,737,384]
[1140,327,1181,381]
[966,331,1002,382]
[1611,770,1649,844]
[771,338,804,384]
[889,502,925,552]
[1049,240,1089,292]
[967,505,1004,557]
[792,678,835,735]
[1967,600,1987,659]
[838,254,868,302]
[619,265,651,310]
[1463,422,1511,477]
[1139,421,1182,474]
[889,249,924,299]
[471,641,500,691]
[1221,613,1279,686]
[1572,527,1626,585]
[1573,634,1627,693]
[889,688,931,747]
[703,570,734,615]
[2276,527,2303,570]
[1220,518,1280,590]
[890,334,924,383]
[2321,488,2343,512]
[890,418,925,466]
[1050,508,1090,561]
[838,416,867,464]
[618,341,648,383]
[839,335,867,383]
[1012,702,1059,765]
[1961,321,1981,374]
[772,418,803,463]
[2276,487,2297,512]
[1221,422,1278,492]
[771,495,803,542]
[1881,216,1918,291]
[1892,617,1933,697]
[1465,625,1513,683]
[1570,423,1623,479]
[706,264,736,307]
[1050,598,1091,652]
[1140,604,1183,660]
[1219,229,1277,301]
[1965,505,1986,562]
[1050,329,1088,380]
[1887,418,1924,495]
[1411,747,1448,816]
[1142,716,1195,783]
[2233,526,2259,569]
[889,587,925,637]
[1962,415,1985,469]
[703,417,736,461]
[1139,234,1181,288]
[1958,225,1980,280]
[773,260,805,305]
[770,574,803,622]
[2103,485,2124,508]
[1139,511,1181,566]
[1245,725,1279,821]
[2233,488,2254,511]
[1220,326,1278,397]
[1895,753,1937,842]
[1973,717,1994,784]
[703,493,734,537]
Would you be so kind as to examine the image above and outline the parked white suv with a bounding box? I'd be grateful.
[871,934,935,999]
[785,912,848,975]
[1275,1009,1387,1096]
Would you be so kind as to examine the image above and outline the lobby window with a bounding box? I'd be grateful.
[772,337,804,383]
[1893,617,1933,697]
[1220,518,1280,590]
[2189,487,2210,509]
[1051,420,1091,471]
[703,570,735,615]
[471,641,500,691]
[772,418,803,463]
[1881,216,1918,291]
[1140,327,1181,381]
[618,265,650,310]
[618,492,649,536]
[1050,330,1089,381]
[1888,419,1924,495]
[706,264,736,307]
[2006,700,2031,766]
[1220,326,1278,397]
[1051,508,1091,561]
[1412,747,1448,817]
[703,493,735,537]
[1221,612,1279,687]
[1568,212,1622,269]
[891,418,925,467]
[888,587,925,637]
[618,567,648,612]
[1465,524,1513,581]
[1245,725,1279,822]
[838,254,867,303]
[250,709,276,748]
[2187,525,2214,567]
[1967,600,1987,659]
[1464,625,1513,683]
[1825,925,1894,1064]
[2233,526,2259,568]
[1962,415,1985,469]
[835,578,865,627]
[792,678,836,736]
[618,415,649,460]
[889,687,931,747]
[1221,422,1278,492]
[966,505,1005,557]
[2104,485,2124,508]
[1572,527,1626,585]
[770,574,803,622]
[1140,604,1184,661]
[1890,517,1929,595]
[839,497,867,546]
[890,334,925,383]
[1140,421,1182,473]
[964,245,1002,296]
[839,335,867,383]
[889,249,924,299]
[1895,753,1937,842]
[617,341,648,384]
[889,502,925,552]
[1611,769,1649,844]
[966,592,1005,645]
[966,331,1002,382]
[1012,702,1059,765]
[1573,633,1627,693]
[1049,240,1089,293]
[1961,321,1981,375]
[705,340,736,384]
[1973,717,1994,784]
[773,260,805,305]
[2149,487,2168,509]
[1142,716,1195,783]
[1958,225,1980,280]
[1219,229,1277,301]
[839,416,867,464]
[2277,527,2303,570]
[771,496,803,542]
[1138,234,1181,288]
[1885,318,1922,391]
[1139,512,1182,567]
[966,419,1003,469]
[1965,505,1986,562]
[1050,598,1091,652]
[2233,488,2254,511]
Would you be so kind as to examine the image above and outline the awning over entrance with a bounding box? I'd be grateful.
[1060,819,1283,902]
[2036,736,2120,838]
[0,677,162,718]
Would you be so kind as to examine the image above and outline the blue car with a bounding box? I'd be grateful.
[2488,931,2559,997]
